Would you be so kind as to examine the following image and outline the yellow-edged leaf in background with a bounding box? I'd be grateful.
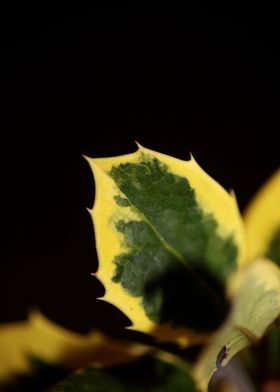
[193,258,280,391]
[244,169,280,264]
[0,310,148,383]
[86,145,246,346]
[243,168,280,378]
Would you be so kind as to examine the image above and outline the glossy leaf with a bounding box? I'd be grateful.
[46,355,196,392]
[87,145,245,345]
[193,259,280,391]
[0,310,147,382]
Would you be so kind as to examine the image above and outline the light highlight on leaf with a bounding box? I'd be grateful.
[86,145,245,345]
[193,259,280,391]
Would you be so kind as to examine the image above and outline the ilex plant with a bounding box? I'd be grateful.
[1,145,280,392]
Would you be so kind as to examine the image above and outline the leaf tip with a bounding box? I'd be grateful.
[135,140,144,150]
[188,151,196,162]
[82,154,92,165]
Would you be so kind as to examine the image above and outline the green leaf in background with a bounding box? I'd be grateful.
[193,259,280,391]
[46,356,196,392]
[87,145,246,345]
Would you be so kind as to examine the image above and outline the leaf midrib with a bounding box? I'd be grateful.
[113,178,226,313]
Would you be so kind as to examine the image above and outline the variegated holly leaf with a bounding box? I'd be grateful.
[46,355,196,392]
[0,310,148,383]
[193,259,280,391]
[86,145,246,345]
[244,169,280,264]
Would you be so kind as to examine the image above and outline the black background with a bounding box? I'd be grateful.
[0,4,279,334]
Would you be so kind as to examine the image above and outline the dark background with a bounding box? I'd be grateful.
[0,4,279,334]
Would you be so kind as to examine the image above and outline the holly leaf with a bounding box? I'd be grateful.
[86,145,246,345]
[244,169,280,265]
[0,310,147,383]
[193,259,280,391]
[45,355,196,392]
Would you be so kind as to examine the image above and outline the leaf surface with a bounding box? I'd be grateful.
[87,145,245,345]
[244,168,280,377]
[46,355,196,392]
[193,259,280,391]
[0,310,147,382]
[244,169,280,263]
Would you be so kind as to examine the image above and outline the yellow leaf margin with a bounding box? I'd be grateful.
[86,145,246,345]
[0,310,148,382]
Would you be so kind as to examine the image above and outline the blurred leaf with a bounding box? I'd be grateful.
[0,357,67,392]
[86,145,245,345]
[0,310,148,383]
[193,259,280,391]
[244,169,280,263]
[244,168,280,378]
[46,355,196,392]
